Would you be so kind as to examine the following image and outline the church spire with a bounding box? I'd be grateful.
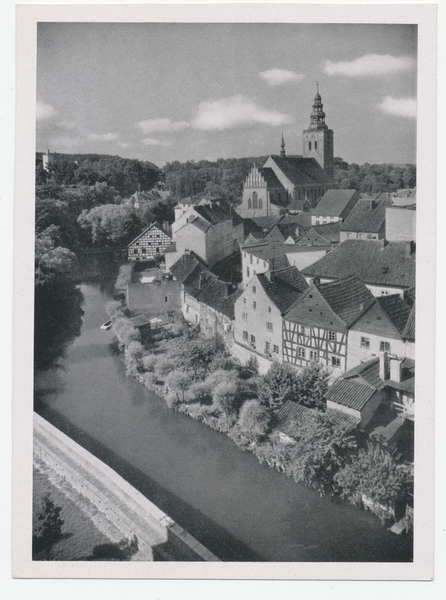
[280,131,286,157]
[308,83,327,131]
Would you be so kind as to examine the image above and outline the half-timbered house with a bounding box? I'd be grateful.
[282,275,375,376]
[127,222,172,262]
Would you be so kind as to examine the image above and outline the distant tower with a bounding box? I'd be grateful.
[280,131,286,157]
[302,84,334,179]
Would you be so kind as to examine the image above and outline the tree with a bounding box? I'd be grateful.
[115,263,134,291]
[335,444,413,521]
[238,399,271,441]
[105,300,125,321]
[166,369,192,402]
[125,340,145,375]
[212,378,239,415]
[257,362,300,412]
[77,204,141,247]
[33,493,65,559]
[287,412,357,495]
[112,317,140,350]
[295,361,330,409]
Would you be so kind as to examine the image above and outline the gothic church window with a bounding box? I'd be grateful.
[259,198,263,209]
[253,191,258,209]
[248,198,252,209]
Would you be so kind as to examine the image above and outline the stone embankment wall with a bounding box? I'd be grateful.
[33,412,220,562]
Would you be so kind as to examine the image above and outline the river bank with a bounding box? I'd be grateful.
[35,282,413,562]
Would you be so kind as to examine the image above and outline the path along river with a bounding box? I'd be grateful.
[34,283,412,562]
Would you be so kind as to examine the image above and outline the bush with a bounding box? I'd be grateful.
[212,379,239,415]
[141,353,158,372]
[186,380,213,404]
[115,263,134,290]
[125,340,145,375]
[295,361,330,409]
[155,356,180,379]
[112,317,140,350]
[105,300,125,321]
[165,369,193,403]
[238,399,271,441]
[257,361,300,412]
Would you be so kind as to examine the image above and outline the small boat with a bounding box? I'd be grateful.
[100,320,112,330]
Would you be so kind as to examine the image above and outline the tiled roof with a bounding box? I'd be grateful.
[312,189,358,218]
[402,303,415,341]
[127,221,172,247]
[340,198,392,233]
[244,241,331,261]
[281,212,312,230]
[302,240,416,289]
[342,357,386,391]
[296,222,340,245]
[257,267,308,314]
[183,269,243,320]
[243,232,264,246]
[326,378,376,411]
[194,203,233,226]
[274,401,359,438]
[250,215,283,230]
[268,155,333,186]
[377,295,412,335]
[170,253,206,282]
[189,215,211,233]
[258,167,285,190]
[316,275,375,327]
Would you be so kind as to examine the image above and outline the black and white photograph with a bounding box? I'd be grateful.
[12,3,436,581]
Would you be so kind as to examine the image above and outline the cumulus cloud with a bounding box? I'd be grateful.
[37,101,57,120]
[118,141,133,149]
[137,118,190,134]
[377,96,417,118]
[141,138,172,147]
[323,54,416,77]
[191,95,293,130]
[88,132,120,141]
[259,68,305,86]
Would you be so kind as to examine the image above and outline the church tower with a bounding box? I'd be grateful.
[302,85,334,179]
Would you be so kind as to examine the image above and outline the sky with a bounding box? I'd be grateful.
[36,23,417,167]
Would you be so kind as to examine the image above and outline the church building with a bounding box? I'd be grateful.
[237,87,334,219]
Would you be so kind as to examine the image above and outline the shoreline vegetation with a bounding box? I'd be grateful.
[108,271,413,532]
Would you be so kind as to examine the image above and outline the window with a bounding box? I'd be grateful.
[314,141,318,150]
[242,312,248,321]
[298,347,305,358]
[300,325,307,335]
[248,198,252,209]
[252,286,256,294]
[253,302,257,310]
[380,341,391,352]
[273,345,279,354]
[310,350,318,360]
[142,248,146,253]
[250,335,256,345]
[243,297,247,304]
[185,304,189,313]
[247,267,250,278]
[242,331,248,341]
[164,296,168,303]
[250,254,253,264]
[309,141,312,150]
[265,341,271,352]
[259,198,263,209]
[133,249,138,254]
[361,337,370,349]
[332,356,341,368]
[253,192,258,209]
[256,258,259,265]
[267,322,273,332]
[268,306,272,313]
[328,331,336,341]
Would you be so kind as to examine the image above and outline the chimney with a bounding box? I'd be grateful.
[370,200,377,211]
[359,302,365,312]
[379,351,390,381]
[389,357,403,383]
[405,241,415,257]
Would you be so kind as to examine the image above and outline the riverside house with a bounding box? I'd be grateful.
[127,221,172,262]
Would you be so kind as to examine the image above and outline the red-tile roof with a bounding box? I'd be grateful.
[257,266,308,314]
[326,378,377,411]
[183,269,242,320]
[342,357,386,390]
[268,155,332,187]
[377,295,412,335]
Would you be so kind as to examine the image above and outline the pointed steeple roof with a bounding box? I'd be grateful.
[308,83,328,131]
[280,131,286,157]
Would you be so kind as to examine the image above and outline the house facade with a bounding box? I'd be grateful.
[282,276,375,377]
[127,222,172,262]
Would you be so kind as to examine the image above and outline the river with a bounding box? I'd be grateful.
[34,282,412,562]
